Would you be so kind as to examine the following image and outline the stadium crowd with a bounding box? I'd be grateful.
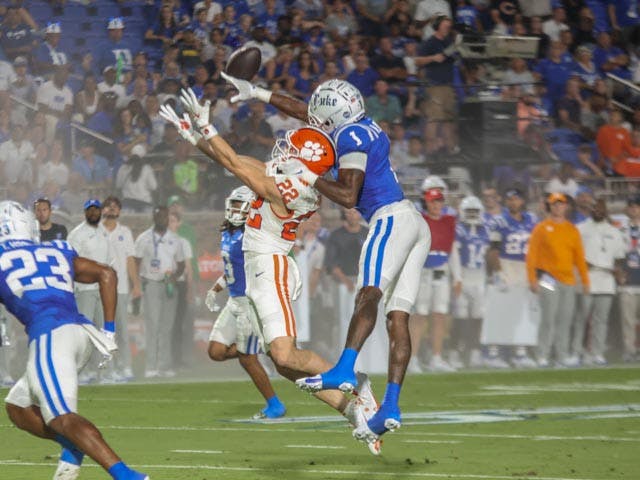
[0,0,640,383]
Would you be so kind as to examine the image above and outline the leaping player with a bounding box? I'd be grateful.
[220,73,431,443]
[205,185,286,420]
[160,90,381,455]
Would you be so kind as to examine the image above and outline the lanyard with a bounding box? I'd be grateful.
[152,231,164,259]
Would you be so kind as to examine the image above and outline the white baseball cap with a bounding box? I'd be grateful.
[107,17,124,30]
[45,22,61,34]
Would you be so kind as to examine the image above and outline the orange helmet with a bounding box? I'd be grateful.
[271,126,337,176]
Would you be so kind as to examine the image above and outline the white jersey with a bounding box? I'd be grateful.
[243,174,319,256]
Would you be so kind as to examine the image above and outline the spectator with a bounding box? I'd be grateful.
[618,196,640,363]
[72,141,111,187]
[346,50,380,99]
[75,73,100,124]
[415,16,457,154]
[101,196,140,382]
[265,45,295,84]
[572,46,602,94]
[36,64,73,143]
[37,138,69,189]
[596,110,640,176]
[134,205,185,378]
[34,197,67,241]
[115,145,157,212]
[545,162,580,198]
[534,41,575,112]
[503,57,536,96]
[293,0,325,21]
[98,66,127,109]
[366,79,402,124]
[0,124,33,186]
[0,5,35,61]
[556,77,589,135]
[454,0,482,32]
[526,192,590,367]
[571,143,606,179]
[528,15,551,59]
[325,0,358,44]
[176,27,202,76]
[316,41,344,77]
[86,92,118,142]
[59,171,86,214]
[608,0,640,45]
[68,198,113,383]
[169,140,200,204]
[145,4,180,52]
[543,5,570,41]
[95,17,138,72]
[114,107,149,164]
[193,0,222,24]
[370,36,407,83]
[573,198,625,366]
[572,7,597,49]
[593,31,631,79]
[8,56,35,127]
[414,0,452,40]
[145,94,165,147]
[231,100,274,159]
[33,22,68,75]
[286,50,319,100]
[354,0,389,39]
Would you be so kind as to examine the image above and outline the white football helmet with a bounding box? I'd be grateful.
[225,186,254,226]
[307,79,365,133]
[0,201,39,243]
[421,175,448,193]
[459,195,485,225]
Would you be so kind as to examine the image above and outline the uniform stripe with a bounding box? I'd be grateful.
[374,217,394,287]
[363,219,383,286]
[46,333,71,414]
[35,336,59,417]
[273,255,293,337]
[281,257,297,337]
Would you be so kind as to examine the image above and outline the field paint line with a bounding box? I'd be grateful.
[171,449,223,454]
[1,423,639,442]
[80,397,316,406]
[285,444,346,449]
[0,460,604,480]
[403,440,462,444]
[576,412,640,420]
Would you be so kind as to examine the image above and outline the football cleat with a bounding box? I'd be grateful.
[295,368,357,393]
[53,460,80,480]
[344,399,382,456]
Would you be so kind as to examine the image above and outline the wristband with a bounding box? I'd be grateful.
[103,320,115,333]
[255,87,273,103]
[202,124,218,140]
[215,276,227,289]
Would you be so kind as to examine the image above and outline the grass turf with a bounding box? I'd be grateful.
[1,366,639,480]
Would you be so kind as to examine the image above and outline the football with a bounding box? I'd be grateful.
[224,46,262,80]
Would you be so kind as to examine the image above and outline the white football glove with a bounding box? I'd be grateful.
[221,71,272,104]
[180,87,211,129]
[159,104,198,146]
[205,287,219,312]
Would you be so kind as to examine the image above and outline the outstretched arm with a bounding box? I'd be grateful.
[314,169,364,209]
[221,72,308,122]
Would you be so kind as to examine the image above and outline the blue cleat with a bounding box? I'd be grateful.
[353,403,401,444]
[253,400,286,419]
[295,367,357,393]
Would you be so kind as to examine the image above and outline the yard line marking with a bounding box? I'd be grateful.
[80,397,316,406]
[285,444,345,449]
[403,440,462,444]
[1,423,639,442]
[0,460,605,480]
[170,449,222,454]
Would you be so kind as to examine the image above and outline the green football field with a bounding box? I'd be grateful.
[1,366,639,480]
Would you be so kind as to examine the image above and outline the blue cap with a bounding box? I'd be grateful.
[84,199,102,210]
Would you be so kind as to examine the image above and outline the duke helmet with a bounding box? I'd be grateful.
[421,175,448,193]
[307,79,365,134]
[225,186,254,226]
[459,195,484,225]
[0,201,40,243]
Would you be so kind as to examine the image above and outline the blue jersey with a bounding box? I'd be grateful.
[0,240,90,341]
[332,117,404,222]
[488,210,538,262]
[456,223,490,270]
[221,228,246,297]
